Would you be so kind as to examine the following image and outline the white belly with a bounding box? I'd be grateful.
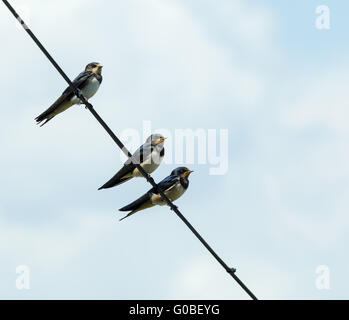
[82,77,100,99]
[70,77,100,104]
[166,182,186,202]
[133,161,160,177]
[132,150,164,177]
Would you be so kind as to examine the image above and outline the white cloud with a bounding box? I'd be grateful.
[113,0,273,113]
[200,0,275,52]
[0,209,115,264]
[280,68,349,133]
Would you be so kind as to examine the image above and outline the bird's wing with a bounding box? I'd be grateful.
[35,71,94,124]
[61,71,94,97]
[119,192,154,221]
[98,164,135,189]
[98,144,155,189]
[118,175,179,220]
[152,175,179,194]
[35,70,97,126]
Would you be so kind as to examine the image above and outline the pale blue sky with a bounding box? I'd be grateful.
[0,0,348,299]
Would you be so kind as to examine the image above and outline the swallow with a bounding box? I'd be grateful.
[35,62,103,126]
[98,134,166,190]
[118,167,193,221]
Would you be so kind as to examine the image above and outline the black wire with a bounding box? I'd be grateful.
[2,0,258,300]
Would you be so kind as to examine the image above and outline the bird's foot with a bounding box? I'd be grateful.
[75,89,89,108]
[75,88,84,101]
[170,205,178,211]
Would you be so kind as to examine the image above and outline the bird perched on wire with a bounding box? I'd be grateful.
[35,62,103,126]
[98,134,166,190]
[118,167,193,221]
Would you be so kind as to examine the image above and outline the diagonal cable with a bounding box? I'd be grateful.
[2,0,258,300]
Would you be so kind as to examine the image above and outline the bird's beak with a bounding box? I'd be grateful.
[184,170,194,177]
[154,137,166,144]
